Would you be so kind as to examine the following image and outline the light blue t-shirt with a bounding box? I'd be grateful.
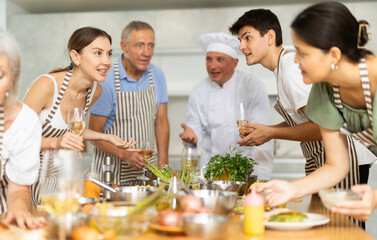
[90,54,168,131]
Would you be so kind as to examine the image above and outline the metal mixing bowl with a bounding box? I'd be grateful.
[191,190,237,215]
[109,186,156,203]
[198,180,247,196]
[183,213,229,239]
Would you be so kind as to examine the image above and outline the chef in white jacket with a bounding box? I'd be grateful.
[180,32,274,180]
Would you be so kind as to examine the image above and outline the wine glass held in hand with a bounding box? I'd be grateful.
[237,103,248,131]
[67,107,86,135]
[137,140,155,184]
[138,140,154,162]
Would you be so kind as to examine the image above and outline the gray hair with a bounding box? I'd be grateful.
[0,32,20,105]
[121,20,154,43]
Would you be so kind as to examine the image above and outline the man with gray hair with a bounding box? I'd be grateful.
[180,32,273,180]
[89,21,169,184]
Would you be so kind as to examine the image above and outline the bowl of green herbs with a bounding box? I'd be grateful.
[204,146,256,183]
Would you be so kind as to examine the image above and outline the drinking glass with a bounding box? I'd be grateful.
[40,150,83,240]
[67,107,86,158]
[181,146,198,169]
[67,107,86,135]
[236,102,248,130]
[137,140,154,184]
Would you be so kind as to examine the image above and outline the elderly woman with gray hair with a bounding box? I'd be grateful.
[0,32,45,229]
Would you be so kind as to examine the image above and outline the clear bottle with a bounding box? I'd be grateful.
[167,173,180,211]
[244,188,265,235]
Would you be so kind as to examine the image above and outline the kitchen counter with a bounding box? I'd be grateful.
[130,194,374,240]
[0,194,373,240]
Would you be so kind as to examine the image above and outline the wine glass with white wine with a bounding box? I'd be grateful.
[137,140,154,185]
[236,102,248,131]
[67,107,86,158]
[181,146,198,169]
[67,107,86,135]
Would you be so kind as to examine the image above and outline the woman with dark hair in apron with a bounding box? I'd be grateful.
[23,27,136,205]
[258,2,377,222]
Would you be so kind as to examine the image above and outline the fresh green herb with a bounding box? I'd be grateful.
[204,146,256,182]
[145,161,194,185]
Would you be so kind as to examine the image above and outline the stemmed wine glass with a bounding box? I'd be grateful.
[67,107,86,158]
[137,140,154,185]
[236,102,248,131]
[181,146,198,169]
[40,150,83,240]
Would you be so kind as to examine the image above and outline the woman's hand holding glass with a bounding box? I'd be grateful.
[55,132,84,151]
[331,184,377,221]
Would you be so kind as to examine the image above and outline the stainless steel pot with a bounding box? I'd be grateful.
[88,176,156,203]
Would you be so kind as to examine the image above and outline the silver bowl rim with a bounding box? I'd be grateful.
[191,189,238,197]
[183,213,229,224]
[208,180,247,185]
[114,186,157,193]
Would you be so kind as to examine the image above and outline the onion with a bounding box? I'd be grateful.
[157,209,182,227]
[180,194,202,213]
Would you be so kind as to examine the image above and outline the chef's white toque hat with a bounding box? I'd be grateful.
[198,32,240,58]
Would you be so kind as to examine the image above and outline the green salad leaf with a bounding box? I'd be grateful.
[204,146,256,182]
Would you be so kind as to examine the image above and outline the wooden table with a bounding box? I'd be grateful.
[0,194,374,240]
[129,194,374,240]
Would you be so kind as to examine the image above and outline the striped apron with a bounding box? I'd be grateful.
[93,60,157,185]
[274,49,359,189]
[332,58,377,146]
[30,70,93,205]
[0,105,8,213]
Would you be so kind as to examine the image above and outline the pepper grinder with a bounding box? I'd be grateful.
[103,156,114,199]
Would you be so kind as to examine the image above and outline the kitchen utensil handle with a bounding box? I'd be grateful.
[88,176,117,193]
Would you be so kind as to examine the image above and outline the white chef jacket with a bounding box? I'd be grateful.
[186,70,274,180]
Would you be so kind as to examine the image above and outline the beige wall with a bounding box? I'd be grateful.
[9,1,377,157]
[6,2,377,235]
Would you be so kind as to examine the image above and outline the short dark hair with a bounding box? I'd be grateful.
[291,2,372,63]
[229,9,282,46]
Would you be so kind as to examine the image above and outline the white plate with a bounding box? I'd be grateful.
[264,208,330,230]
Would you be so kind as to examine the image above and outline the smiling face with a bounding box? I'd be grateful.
[291,30,332,84]
[0,54,14,104]
[121,29,155,75]
[206,51,238,87]
[72,36,112,83]
[238,26,270,66]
